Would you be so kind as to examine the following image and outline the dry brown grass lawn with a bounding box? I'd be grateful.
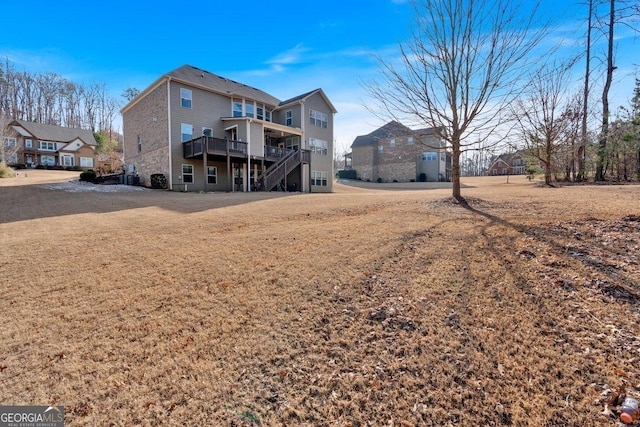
[1,170,639,426]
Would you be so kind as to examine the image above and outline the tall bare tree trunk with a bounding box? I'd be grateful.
[452,141,461,199]
[579,0,593,181]
[596,0,615,182]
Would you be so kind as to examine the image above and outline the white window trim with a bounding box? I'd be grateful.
[180,88,192,109]
[207,166,217,184]
[181,123,193,143]
[182,164,194,183]
[80,157,93,167]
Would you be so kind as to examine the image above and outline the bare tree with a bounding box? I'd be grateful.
[578,0,595,182]
[511,61,577,186]
[364,0,550,200]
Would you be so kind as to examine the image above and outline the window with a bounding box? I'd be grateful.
[202,128,213,137]
[265,109,272,122]
[39,141,56,151]
[311,171,328,186]
[407,137,414,144]
[181,123,193,142]
[256,104,264,120]
[41,155,55,166]
[390,139,396,148]
[233,100,243,117]
[25,139,33,148]
[309,138,328,155]
[207,166,217,184]
[422,152,437,161]
[309,109,328,128]
[137,135,142,153]
[285,110,292,126]
[180,88,192,108]
[245,102,254,118]
[2,137,17,147]
[80,157,93,167]
[182,164,194,183]
[61,155,74,166]
[285,137,299,151]
[378,145,384,154]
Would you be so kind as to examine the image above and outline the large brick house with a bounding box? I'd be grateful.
[489,151,526,175]
[121,65,337,192]
[3,120,97,169]
[347,121,450,182]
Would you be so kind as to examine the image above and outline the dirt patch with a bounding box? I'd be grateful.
[1,171,639,426]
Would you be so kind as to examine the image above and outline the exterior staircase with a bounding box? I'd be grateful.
[258,149,310,191]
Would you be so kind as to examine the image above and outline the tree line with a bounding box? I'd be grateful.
[365,0,639,198]
[0,58,121,134]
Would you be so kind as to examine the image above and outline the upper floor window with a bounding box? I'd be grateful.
[309,138,328,155]
[422,152,437,161]
[378,145,384,154]
[233,101,243,117]
[390,139,396,148]
[257,104,264,120]
[137,135,142,153]
[181,123,193,142]
[245,103,254,118]
[180,88,192,109]
[309,109,328,128]
[265,109,272,122]
[39,141,56,151]
[407,136,414,144]
[2,137,17,147]
[285,110,292,126]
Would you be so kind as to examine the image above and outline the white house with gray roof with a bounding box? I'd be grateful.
[121,64,337,192]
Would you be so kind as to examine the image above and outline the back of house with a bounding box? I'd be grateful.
[121,65,337,192]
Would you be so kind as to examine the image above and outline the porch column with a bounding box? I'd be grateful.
[203,139,208,192]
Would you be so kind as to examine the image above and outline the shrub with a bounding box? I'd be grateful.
[337,169,357,180]
[79,169,97,183]
[419,173,427,182]
[150,174,168,189]
[376,177,382,183]
[35,164,45,169]
[0,163,16,178]
[8,163,26,170]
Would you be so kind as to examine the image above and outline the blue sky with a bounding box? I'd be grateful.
[1,0,637,154]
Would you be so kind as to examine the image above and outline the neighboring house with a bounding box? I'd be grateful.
[4,120,98,169]
[489,151,526,175]
[121,64,337,192]
[349,121,451,182]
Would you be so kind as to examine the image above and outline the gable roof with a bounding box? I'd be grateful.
[165,65,281,107]
[121,65,336,116]
[9,119,96,145]
[278,88,337,114]
[351,121,429,148]
[490,150,525,167]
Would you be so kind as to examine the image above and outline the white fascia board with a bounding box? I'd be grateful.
[11,125,32,137]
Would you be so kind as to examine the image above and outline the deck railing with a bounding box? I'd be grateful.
[183,137,247,158]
